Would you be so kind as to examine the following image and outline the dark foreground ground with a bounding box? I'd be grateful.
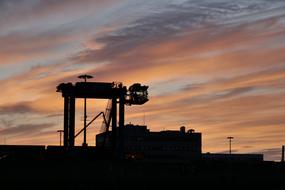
[0,158,284,190]
[0,146,284,189]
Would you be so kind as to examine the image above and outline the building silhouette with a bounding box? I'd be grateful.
[97,124,202,161]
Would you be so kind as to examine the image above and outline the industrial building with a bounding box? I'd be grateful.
[96,125,202,161]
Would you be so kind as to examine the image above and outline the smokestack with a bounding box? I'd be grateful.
[281,145,285,163]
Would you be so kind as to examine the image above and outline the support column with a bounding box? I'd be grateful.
[118,88,125,159]
[63,96,69,147]
[69,96,76,147]
[111,97,117,149]
[119,93,125,129]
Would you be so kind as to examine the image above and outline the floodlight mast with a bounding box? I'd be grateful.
[227,136,234,155]
[57,130,64,146]
[78,75,93,147]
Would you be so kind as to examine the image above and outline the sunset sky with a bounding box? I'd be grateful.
[0,0,285,161]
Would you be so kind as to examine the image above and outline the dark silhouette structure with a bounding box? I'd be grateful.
[281,145,285,163]
[56,130,64,146]
[78,74,93,146]
[227,136,234,154]
[56,79,148,158]
[97,125,202,161]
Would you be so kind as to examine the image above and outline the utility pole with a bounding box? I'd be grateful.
[281,145,285,163]
[57,130,64,146]
[78,74,93,147]
[227,136,234,155]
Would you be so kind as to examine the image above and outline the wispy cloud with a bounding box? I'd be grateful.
[0,123,55,137]
[0,0,284,159]
[0,102,36,114]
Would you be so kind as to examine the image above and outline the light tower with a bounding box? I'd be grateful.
[227,136,234,155]
[78,74,93,147]
[57,130,64,146]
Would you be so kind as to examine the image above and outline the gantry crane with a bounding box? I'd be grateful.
[56,78,149,153]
